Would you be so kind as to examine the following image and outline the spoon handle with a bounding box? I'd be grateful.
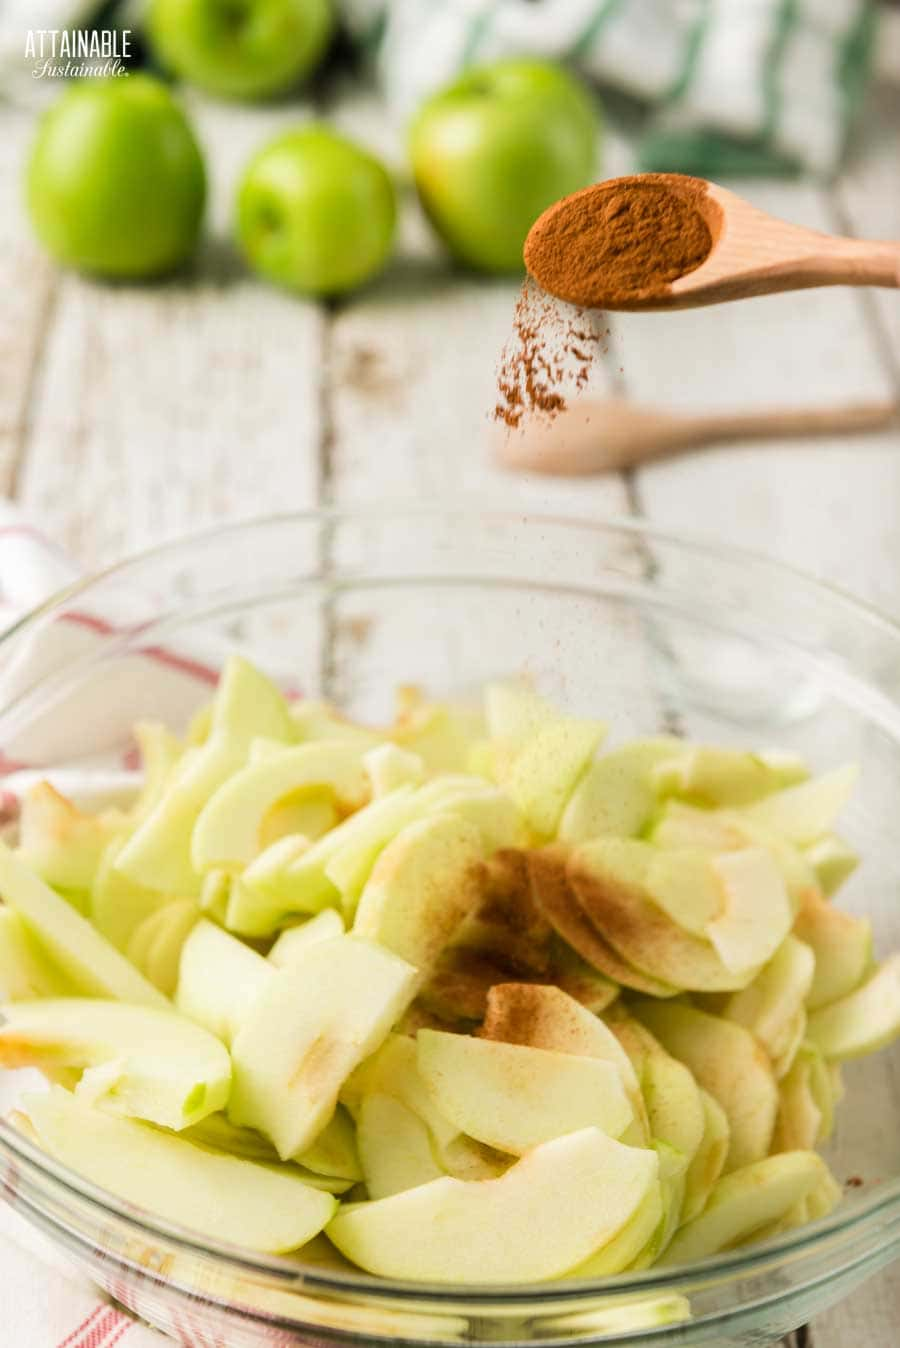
[810,239,900,289]
[686,401,898,448]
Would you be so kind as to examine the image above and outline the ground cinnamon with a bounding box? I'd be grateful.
[493,280,609,428]
[524,173,714,309]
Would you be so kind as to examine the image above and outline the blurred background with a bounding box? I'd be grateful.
[0,0,898,611]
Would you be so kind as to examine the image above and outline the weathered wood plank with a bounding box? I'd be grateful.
[835,82,900,380]
[0,107,57,496]
[15,95,324,571]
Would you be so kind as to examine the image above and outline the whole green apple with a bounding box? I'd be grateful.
[148,0,333,100]
[411,60,600,273]
[236,127,396,296]
[26,76,205,278]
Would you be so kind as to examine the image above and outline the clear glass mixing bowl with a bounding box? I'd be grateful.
[1,508,899,1348]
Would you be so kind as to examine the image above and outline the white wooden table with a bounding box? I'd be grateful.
[1,74,899,1348]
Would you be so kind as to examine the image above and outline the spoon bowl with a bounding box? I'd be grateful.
[525,174,900,312]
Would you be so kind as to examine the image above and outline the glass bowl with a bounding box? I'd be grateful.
[1,507,900,1348]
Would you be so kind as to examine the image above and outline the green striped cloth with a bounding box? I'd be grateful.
[336,0,877,175]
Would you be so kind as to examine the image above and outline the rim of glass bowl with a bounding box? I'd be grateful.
[1,503,900,1308]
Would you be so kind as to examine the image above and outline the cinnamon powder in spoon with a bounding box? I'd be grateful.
[524,174,714,309]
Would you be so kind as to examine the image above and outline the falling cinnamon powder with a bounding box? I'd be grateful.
[493,280,609,429]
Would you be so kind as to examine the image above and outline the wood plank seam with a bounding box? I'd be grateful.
[5,276,59,502]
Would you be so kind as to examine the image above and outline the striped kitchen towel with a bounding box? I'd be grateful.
[337,0,878,174]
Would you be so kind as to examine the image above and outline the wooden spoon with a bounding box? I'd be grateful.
[525,175,900,311]
[494,398,897,476]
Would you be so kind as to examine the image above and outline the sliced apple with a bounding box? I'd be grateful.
[259,790,337,851]
[807,953,900,1060]
[452,849,551,975]
[269,911,345,968]
[741,764,858,845]
[682,1090,730,1223]
[227,836,311,935]
[353,814,484,982]
[342,1033,460,1151]
[0,907,73,1000]
[705,848,792,978]
[18,781,122,892]
[566,1182,664,1277]
[661,1151,831,1266]
[192,740,369,873]
[130,720,183,821]
[230,935,416,1159]
[327,1126,658,1284]
[558,739,681,844]
[357,1093,444,1199]
[23,1085,334,1254]
[0,841,167,1006]
[772,1045,833,1152]
[721,936,815,1069]
[793,888,872,1010]
[292,699,382,750]
[504,716,607,838]
[804,835,859,897]
[644,848,724,938]
[364,743,425,797]
[484,679,554,745]
[296,1104,362,1179]
[633,1000,778,1170]
[90,836,168,954]
[175,919,272,1045]
[569,840,752,992]
[649,801,749,853]
[416,1029,633,1155]
[653,747,807,808]
[128,897,200,996]
[0,998,229,1129]
[246,789,423,922]
[116,656,297,894]
[391,689,486,774]
[527,847,676,997]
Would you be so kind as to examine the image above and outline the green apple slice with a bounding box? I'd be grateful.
[327,1126,658,1284]
[0,841,167,1006]
[391,691,486,774]
[341,1034,461,1154]
[567,1183,664,1277]
[230,935,417,1158]
[526,847,676,997]
[644,848,724,938]
[415,777,528,851]
[807,953,900,1059]
[0,998,230,1129]
[116,657,297,895]
[18,781,122,892]
[292,699,382,749]
[90,836,169,953]
[175,918,272,1044]
[23,1085,335,1254]
[569,840,751,992]
[139,900,199,997]
[484,680,554,745]
[611,1016,706,1167]
[633,1001,778,1170]
[178,1113,351,1192]
[451,848,552,975]
[0,907,73,1000]
[653,747,807,808]
[706,848,792,977]
[130,720,183,821]
[741,764,858,845]
[803,835,859,896]
[682,1090,730,1223]
[722,935,815,1068]
[353,813,484,982]
[793,888,872,1010]
[661,1151,831,1266]
[558,739,681,844]
[257,789,337,851]
[357,1093,445,1198]
[505,716,607,838]
[192,740,369,873]
[296,1105,362,1179]
[269,910,345,967]
[416,1030,634,1155]
[772,1045,832,1151]
[364,744,425,796]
